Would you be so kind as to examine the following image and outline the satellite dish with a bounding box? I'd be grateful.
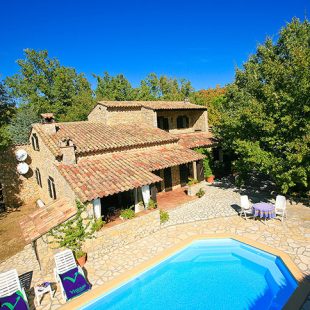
[15,149,28,162]
[17,162,29,175]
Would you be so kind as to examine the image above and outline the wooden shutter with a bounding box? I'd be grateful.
[197,160,205,182]
[179,164,188,186]
[164,168,172,191]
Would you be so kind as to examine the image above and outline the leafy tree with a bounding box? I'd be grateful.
[6,49,94,121]
[8,105,40,145]
[216,18,310,194]
[190,85,226,125]
[136,73,194,100]
[94,72,134,100]
[0,81,15,150]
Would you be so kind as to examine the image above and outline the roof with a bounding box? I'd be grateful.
[97,100,207,110]
[57,144,204,202]
[33,122,178,157]
[20,198,76,243]
[177,132,216,149]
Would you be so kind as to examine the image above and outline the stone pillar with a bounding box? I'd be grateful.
[193,161,197,180]
[93,198,101,219]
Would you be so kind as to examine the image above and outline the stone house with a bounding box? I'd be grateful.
[6,101,215,244]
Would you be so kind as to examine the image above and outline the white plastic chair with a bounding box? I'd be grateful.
[54,249,86,302]
[0,269,28,306]
[240,195,253,220]
[275,195,287,221]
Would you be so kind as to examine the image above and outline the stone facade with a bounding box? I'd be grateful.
[156,110,208,133]
[88,103,208,134]
[0,145,39,208]
[30,127,76,206]
[88,105,155,126]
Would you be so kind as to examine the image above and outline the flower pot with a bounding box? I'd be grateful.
[76,253,87,267]
[206,175,215,183]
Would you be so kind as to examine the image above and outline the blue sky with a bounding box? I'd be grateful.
[0,0,309,89]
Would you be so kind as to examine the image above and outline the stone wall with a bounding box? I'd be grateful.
[34,209,160,274]
[87,104,108,123]
[0,145,39,208]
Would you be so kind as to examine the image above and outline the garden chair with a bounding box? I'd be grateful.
[54,249,90,302]
[240,195,253,220]
[0,269,29,309]
[275,195,287,222]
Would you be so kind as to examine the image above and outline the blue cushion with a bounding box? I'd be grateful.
[59,267,90,300]
[0,290,28,310]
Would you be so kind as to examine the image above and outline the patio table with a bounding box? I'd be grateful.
[253,202,275,220]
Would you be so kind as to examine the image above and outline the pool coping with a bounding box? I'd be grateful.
[61,234,309,309]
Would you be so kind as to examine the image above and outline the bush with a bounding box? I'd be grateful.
[48,200,93,258]
[120,208,135,220]
[91,218,105,232]
[196,188,205,198]
[160,209,169,224]
[187,178,198,186]
[148,199,157,210]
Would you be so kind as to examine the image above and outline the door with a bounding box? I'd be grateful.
[163,168,172,191]
[179,164,188,186]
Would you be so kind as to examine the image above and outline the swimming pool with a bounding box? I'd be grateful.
[80,239,297,309]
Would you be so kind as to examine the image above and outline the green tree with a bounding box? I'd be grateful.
[8,105,40,145]
[94,72,134,100]
[6,49,94,121]
[216,18,310,194]
[0,81,15,150]
[136,73,194,100]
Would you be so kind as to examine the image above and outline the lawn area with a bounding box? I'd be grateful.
[0,203,37,261]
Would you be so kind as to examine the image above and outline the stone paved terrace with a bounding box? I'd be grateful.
[0,184,309,309]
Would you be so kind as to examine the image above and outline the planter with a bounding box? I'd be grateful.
[186,181,206,196]
[206,175,215,183]
[76,253,87,267]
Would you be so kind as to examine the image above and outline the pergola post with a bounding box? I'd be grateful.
[193,161,197,179]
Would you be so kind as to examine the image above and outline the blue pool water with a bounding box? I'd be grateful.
[81,239,297,310]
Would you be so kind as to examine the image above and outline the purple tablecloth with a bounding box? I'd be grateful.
[253,202,275,219]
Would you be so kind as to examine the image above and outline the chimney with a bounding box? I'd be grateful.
[59,138,76,165]
[40,113,56,134]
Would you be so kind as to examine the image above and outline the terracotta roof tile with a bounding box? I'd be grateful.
[33,122,178,157]
[97,101,206,110]
[177,132,216,149]
[57,144,204,202]
[20,198,76,243]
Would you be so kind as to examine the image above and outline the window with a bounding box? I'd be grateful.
[177,115,189,129]
[35,168,42,187]
[48,176,56,199]
[31,133,40,151]
[157,117,169,131]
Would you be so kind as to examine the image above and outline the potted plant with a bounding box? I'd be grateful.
[194,147,215,183]
[203,157,214,183]
[49,201,97,267]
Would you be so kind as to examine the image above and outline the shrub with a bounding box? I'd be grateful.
[196,188,205,198]
[148,199,157,210]
[120,208,135,220]
[187,178,199,186]
[91,218,105,232]
[160,209,169,224]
